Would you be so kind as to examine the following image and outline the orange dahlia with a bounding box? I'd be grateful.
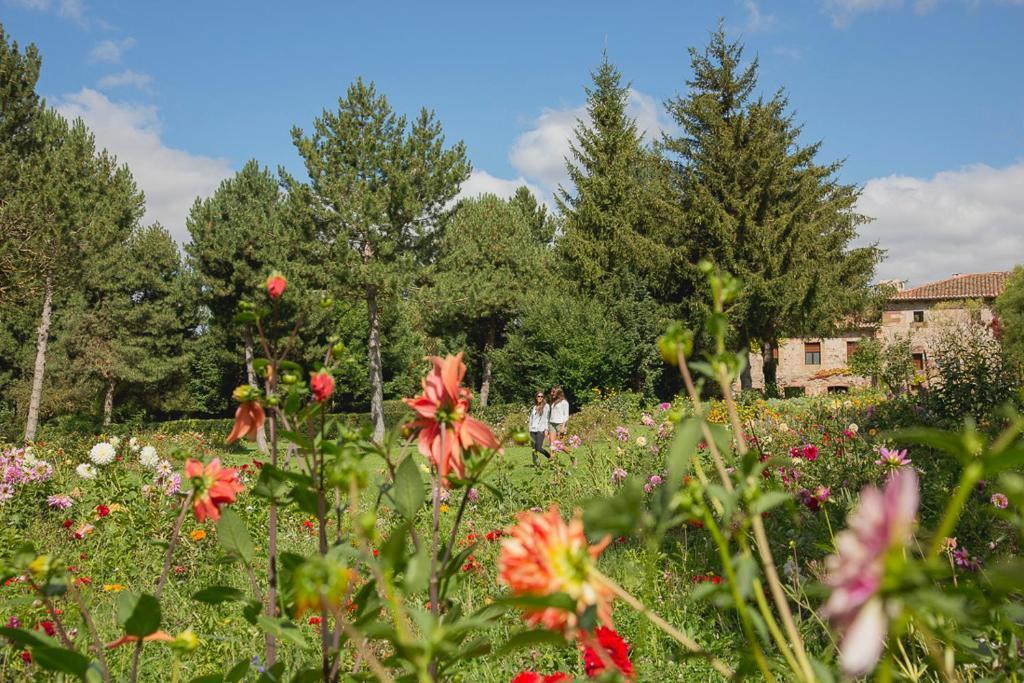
[498,505,612,632]
[185,458,244,522]
[403,353,501,483]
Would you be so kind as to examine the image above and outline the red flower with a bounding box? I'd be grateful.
[96,504,110,518]
[266,271,287,299]
[21,650,31,663]
[403,353,501,483]
[185,458,245,522]
[226,401,266,444]
[62,519,73,529]
[310,370,335,403]
[308,616,322,626]
[38,621,56,636]
[582,626,634,679]
[511,673,572,683]
[803,444,819,462]
[485,529,504,542]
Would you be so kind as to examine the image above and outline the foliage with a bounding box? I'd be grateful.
[848,335,917,392]
[927,322,1019,428]
[995,266,1024,369]
[659,25,881,388]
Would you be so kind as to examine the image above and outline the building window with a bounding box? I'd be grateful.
[912,353,925,371]
[913,310,925,323]
[804,342,821,365]
[827,386,849,394]
[846,340,859,360]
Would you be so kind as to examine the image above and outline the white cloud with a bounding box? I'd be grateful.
[742,0,777,32]
[457,170,544,204]
[825,0,902,26]
[55,88,233,244]
[97,70,153,91]
[58,0,83,20]
[508,88,674,196]
[854,161,1024,285]
[6,0,51,9]
[89,37,135,63]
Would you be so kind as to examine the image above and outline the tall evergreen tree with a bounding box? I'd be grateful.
[510,185,556,245]
[425,194,546,406]
[289,78,470,440]
[186,160,295,448]
[557,55,672,393]
[661,27,881,389]
[63,224,193,424]
[12,113,142,439]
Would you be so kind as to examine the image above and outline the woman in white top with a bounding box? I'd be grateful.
[548,386,569,443]
[528,391,551,465]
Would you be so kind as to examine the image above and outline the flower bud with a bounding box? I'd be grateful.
[266,272,287,300]
[511,430,530,446]
[310,370,335,403]
[171,630,200,652]
[657,323,694,366]
[232,385,261,403]
[331,342,346,360]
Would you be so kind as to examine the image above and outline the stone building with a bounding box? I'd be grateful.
[744,271,1012,396]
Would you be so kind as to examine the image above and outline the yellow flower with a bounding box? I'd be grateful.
[190,529,207,542]
[103,584,125,592]
[440,504,450,513]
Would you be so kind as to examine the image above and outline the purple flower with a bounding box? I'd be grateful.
[0,483,13,502]
[567,434,582,449]
[798,486,831,512]
[991,493,1008,509]
[952,548,982,571]
[641,413,655,427]
[875,447,911,471]
[614,426,630,443]
[657,402,672,411]
[467,487,479,503]
[644,474,664,494]
[611,468,627,485]
[821,469,919,677]
[46,494,74,510]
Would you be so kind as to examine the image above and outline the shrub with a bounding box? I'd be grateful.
[928,323,1019,428]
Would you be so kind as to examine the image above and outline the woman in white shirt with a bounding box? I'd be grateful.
[548,386,569,443]
[528,391,551,465]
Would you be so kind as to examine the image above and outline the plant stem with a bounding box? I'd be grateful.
[67,581,111,682]
[928,462,982,558]
[130,492,192,683]
[595,570,734,679]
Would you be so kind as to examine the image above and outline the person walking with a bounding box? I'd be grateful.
[528,391,551,465]
[548,386,569,444]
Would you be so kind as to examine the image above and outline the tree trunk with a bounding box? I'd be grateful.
[24,276,53,442]
[367,285,385,442]
[102,377,115,426]
[479,319,495,408]
[762,341,778,398]
[243,329,269,453]
[740,351,753,392]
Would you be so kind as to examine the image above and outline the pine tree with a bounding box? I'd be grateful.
[510,186,556,245]
[662,27,882,390]
[186,160,295,448]
[290,78,469,440]
[556,54,672,393]
[426,194,546,406]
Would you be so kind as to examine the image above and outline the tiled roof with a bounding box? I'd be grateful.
[892,272,1011,301]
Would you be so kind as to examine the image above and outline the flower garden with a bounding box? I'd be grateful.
[1,270,1022,683]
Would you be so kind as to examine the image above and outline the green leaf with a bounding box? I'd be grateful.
[188,675,224,683]
[667,417,703,493]
[495,629,567,655]
[31,646,91,677]
[583,478,643,538]
[750,491,790,516]
[116,592,161,637]
[192,586,247,604]
[225,660,250,682]
[256,616,310,650]
[0,626,54,648]
[496,593,576,613]
[217,508,255,564]
[393,455,426,520]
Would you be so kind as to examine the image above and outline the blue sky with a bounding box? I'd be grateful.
[4,0,1023,283]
